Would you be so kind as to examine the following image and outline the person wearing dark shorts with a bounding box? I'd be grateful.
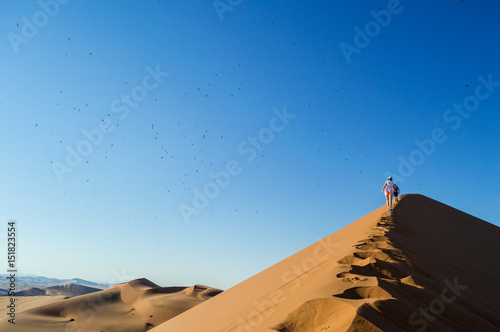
[394,184,400,202]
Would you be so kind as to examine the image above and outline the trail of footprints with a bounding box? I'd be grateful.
[333,214,418,301]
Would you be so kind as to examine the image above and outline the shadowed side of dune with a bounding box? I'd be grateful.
[329,194,500,331]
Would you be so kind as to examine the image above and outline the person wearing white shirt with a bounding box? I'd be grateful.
[382,177,395,211]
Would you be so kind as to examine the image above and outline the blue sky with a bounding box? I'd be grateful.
[0,0,499,289]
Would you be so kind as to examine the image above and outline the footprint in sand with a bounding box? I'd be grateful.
[333,285,392,300]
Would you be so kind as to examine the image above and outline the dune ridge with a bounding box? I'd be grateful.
[153,194,500,331]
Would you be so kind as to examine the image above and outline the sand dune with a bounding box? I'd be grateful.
[4,194,499,331]
[152,194,500,331]
[0,278,222,331]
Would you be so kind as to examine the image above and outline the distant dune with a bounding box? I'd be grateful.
[16,283,101,297]
[0,278,222,331]
[152,194,500,331]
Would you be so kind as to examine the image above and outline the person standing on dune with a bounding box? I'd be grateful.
[382,177,395,211]
[394,183,400,203]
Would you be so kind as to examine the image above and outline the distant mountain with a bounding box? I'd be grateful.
[70,278,110,289]
[0,274,114,292]
[16,284,101,297]
[15,288,46,296]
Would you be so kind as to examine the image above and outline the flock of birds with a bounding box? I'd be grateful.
[23,1,469,220]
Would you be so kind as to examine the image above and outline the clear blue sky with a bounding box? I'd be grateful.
[1,0,499,290]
